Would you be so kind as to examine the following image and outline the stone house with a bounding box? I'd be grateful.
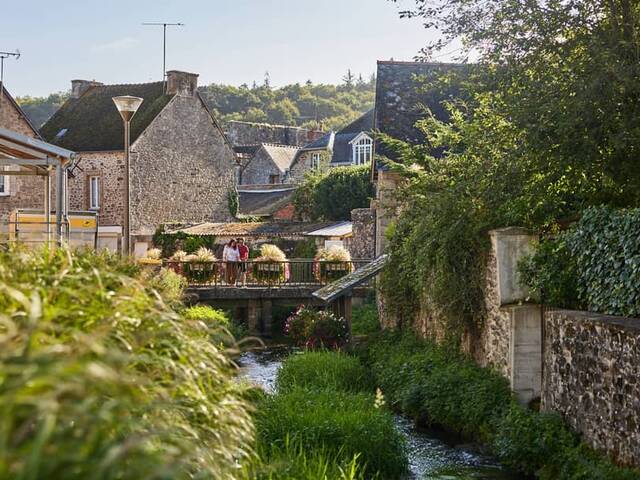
[0,86,46,221]
[239,143,299,185]
[288,110,374,183]
[237,184,296,220]
[41,71,236,252]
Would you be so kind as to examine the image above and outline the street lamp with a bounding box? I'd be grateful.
[112,95,143,256]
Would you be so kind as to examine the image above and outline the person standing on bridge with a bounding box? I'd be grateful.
[223,239,240,285]
[237,238,249,287]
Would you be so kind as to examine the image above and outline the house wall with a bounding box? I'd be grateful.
[225,121,324,147]
[68,151,125,226]
[288,149,330,184]
[543,310,640,467]
[130,94,235,236]
[0,93,46,222]
[242,147,282,185]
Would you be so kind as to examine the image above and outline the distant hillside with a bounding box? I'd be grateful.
[16,73,375,132]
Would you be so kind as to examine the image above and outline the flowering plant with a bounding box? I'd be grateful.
[313,246,353,282]
[252,244,289,284]
[183,247,218,284]
[284,306,349,348]
[138,248,163,266]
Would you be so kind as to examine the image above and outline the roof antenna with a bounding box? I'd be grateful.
[0,49,20,111]
[142,22,184,93]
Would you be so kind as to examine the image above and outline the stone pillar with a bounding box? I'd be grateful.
[261,299,273,337]
[247,299,261,335]
[350,208,375,259]
[507,304,542,404]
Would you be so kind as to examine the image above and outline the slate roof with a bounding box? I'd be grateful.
[374,61,466,162]
[261,144,300,173]
[238,187,296,217]
[330,111,374,164]
[41,81,173,151]
[300,132,334,151]
[339,109,374,134]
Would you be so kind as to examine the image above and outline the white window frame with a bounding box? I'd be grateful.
[350,133,373,165]
[0,168,9,197]
[89,176,100,210]
[311,152,322,170]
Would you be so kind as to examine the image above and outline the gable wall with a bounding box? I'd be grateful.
[130,94,235,235]
[288,149,330,184]
[242,148,283,185]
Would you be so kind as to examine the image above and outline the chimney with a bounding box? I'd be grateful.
[166,70,199,96]
[71,79,103,98]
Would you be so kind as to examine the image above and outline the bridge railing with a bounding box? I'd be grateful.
[163,259,373,288]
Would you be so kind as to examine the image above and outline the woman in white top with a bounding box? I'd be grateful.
[223,239,240,284]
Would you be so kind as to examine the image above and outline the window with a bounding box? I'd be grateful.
[269,174,280,184]
[352,136,373,165]
[311,152,322,170]
[89,176,100,210]
[0,168,9,196]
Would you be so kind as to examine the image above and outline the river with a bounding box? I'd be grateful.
[238,349,520,480]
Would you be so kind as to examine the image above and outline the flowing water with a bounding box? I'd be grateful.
[238,349,520,480]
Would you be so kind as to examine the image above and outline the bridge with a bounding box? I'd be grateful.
[175,258,381,336]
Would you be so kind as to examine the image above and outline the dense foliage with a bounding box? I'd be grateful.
[284,306,349,348]
[253,351,407,479]
[364,331,640,480]
[0,247,254,479]
[293,166,373,221]
[199,74,375,131]
[381,0,640,335]
[520,207,640,317]
[152,225,217,258]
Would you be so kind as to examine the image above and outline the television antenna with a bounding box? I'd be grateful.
[142,22,184,92]
[0,50,20,109]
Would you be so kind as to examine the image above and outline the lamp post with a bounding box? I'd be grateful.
[112,95,143,256]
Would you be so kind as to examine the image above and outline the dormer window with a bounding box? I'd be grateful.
[351,134,373,165]
[311,152,322,170]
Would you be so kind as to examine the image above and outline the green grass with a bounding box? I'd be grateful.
[255,388,407,479]
[351,303,381,336]
[365,331,640,480]
[276,351,373,393]
[0,246,254,480]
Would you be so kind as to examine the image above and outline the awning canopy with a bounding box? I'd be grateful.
[0,127,75,174]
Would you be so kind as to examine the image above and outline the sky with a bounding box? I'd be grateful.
[0,0,441,98]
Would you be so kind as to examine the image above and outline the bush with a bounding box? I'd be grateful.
[276,351,373,394]
[284,306,349,348]
[0,246,254,479]
[351,303,380,335]
[182,304,230,327]
[255,388,407,479]
[521,206,640,317]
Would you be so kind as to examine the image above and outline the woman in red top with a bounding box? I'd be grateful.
[237,238,249,287]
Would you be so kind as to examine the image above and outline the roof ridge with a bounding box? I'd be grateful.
[262,143,300,149]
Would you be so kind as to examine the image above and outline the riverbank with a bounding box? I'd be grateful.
[363,331,640,480]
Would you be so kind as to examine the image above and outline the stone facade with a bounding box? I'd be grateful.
[542,310,640,467]
[288,150,330,184]
[241,144,298,185]
[350,208,375,259]
[225,121,324,147]
[0,89,46,221]
[68,151,124,225]
[373,169,402,256]
[130,94,235,235]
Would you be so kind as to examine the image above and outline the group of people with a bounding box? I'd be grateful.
[221,238,249,285]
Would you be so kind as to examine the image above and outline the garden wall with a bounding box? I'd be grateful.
[542,310,640,467]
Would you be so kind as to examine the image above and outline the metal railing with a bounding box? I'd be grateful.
[163,259,373,288]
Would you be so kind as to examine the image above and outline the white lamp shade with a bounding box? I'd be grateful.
[112,96,144,122]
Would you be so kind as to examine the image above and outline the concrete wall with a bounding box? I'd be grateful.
[542,310,640,467]
[350,208,375,259]
[225,121,324,147]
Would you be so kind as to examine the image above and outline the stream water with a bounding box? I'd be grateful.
[238,349,520,480]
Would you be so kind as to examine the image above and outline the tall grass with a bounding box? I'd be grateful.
[0,246,254,480]
[275,351,373,393]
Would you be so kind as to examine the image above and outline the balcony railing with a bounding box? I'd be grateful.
[163,259,373,288]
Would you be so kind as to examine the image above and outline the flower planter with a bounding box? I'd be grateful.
[252,261,286,284]
[315,261,353,283]
[184,261,218,284]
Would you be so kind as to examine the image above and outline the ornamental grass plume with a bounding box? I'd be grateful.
[193,246,217,262]
[170,249,188,261]
[257,244,287,262]
[315,245,352,262]
[0,246,254,479]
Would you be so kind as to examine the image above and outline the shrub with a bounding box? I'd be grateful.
[351,303,380,335]
[521,207,640,317]
[253,244,288,284]
[284,306,349,348]
[313,245,353,282]
[255,388,407,479]
[182,304,230,327]
[276,351,373,394]
[0,246,254,479]
[183,247,219,284]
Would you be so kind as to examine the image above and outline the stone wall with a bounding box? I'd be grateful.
[68,151,124,226]
[0,91,44,221]
[242,147,285,185]
[130,94,235,236]
[373,169,402,256]
[542,310,640,467]
[350,208,375,259]
[225,121,324,147]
